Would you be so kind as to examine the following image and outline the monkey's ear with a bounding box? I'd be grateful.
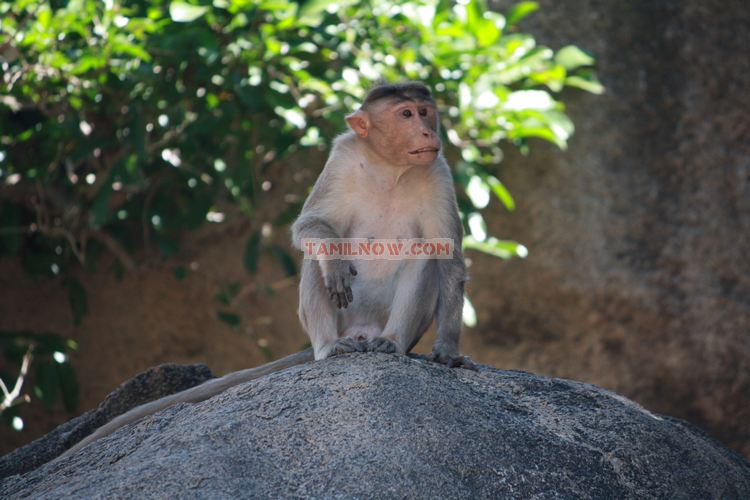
[345,111,370,138]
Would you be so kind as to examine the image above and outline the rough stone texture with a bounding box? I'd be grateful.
[2,354,749,498]
[0,363,213,479]
[478,0,750,457]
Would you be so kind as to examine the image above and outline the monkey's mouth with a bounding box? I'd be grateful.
[409,147,439,155]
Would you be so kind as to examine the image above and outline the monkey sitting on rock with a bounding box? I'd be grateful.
[61,82,474,459]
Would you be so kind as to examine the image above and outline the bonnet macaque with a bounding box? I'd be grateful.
[292,81,473,368]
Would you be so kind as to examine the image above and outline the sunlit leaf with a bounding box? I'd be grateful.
[466,0,503,47]
[504,90,555,111]
[506,1,539,25]
[462,295,477,327]
[565,70,605,94]
[486,176,515,211]
[555,45,595,70]
[463,236,528,260]
[466,175,490,209]
[467,212,487,241]
[169,2,208,22]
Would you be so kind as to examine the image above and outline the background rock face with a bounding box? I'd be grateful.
[2,355,749,499]
[478,0,750,455]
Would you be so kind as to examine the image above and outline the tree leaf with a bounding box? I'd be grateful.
[485,176,515,211]
[218,311,240,327]
[506,1,539,25]
[34,362,58,410]
[466,175,490,209]
[555,45,595,70]
[0,202,25,255]
[243,230,262,274]
[565,70,605,94]
[463,236,528,260]
[467,212,487,241]
[90,176,114,229]
[462,295,477,327]
[269,244,297,276]
[169,2,209,22]
[273,201,304,226]
[56,361,79,412]
[66,277,89,326]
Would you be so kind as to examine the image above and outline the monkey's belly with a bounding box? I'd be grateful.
[336,259,403,338]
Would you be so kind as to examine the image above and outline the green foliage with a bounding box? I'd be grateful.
[0,0,600,421]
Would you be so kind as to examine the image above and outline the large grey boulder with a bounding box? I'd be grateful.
[2,354,749,498]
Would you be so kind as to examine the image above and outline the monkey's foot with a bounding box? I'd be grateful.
[365,337,398,354]
[429,350,478,371]
[328,337,366,357]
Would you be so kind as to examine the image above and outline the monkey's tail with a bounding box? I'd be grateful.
[60,348,314,459]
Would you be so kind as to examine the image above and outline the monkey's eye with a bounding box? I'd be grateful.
[401,109,413,118]
[419,108,428,116]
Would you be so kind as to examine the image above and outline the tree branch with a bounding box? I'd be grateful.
[0,347,33,412]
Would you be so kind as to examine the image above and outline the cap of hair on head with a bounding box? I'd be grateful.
[362,81,434,109]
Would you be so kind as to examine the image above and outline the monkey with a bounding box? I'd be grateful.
[60,81,473,460]
[291,81,474,368]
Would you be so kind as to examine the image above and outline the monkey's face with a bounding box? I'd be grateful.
[369,99,442,167]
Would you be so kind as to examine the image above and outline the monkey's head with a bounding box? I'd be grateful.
[346,82,441,167]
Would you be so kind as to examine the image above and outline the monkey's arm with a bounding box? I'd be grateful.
[432,247,474,368]
[291,154,357,309]
[60,348,314,459]
[431,177,476,369]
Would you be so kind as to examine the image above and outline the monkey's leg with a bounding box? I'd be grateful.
[370,261,438,354]
[299,260,363,360]
[431,252,477,370]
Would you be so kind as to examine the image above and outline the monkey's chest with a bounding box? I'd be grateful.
[345,209,430,281]
[346,192,437,239]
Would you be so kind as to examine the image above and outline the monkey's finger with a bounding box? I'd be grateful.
[345,286,353,303]
[335,276,345,294]
[340,291,349,308]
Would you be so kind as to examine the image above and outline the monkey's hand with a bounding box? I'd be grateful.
[430,343,478,371]
[321,260,357,309]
